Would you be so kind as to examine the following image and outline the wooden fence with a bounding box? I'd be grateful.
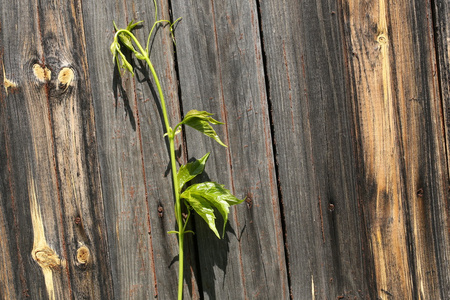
[1,0,449,299]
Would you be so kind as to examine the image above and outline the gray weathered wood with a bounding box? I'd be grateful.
[172,0,289,299]
[81,0,199,298]
[259,0,366,298]
[2,0,450,299]
[0,0,114,298]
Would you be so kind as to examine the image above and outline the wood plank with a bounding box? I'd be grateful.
[259,0,367,298]
[81,0,199,298]
[430,0,450,297]
[343,0,448,298]
[81,2,158,298]
[1,0,114,298]
[1,0,73,298]
[171,0,289,299]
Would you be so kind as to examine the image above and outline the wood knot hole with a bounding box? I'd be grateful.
[76,246,90,265]
[57,67,74,90]
[377,34,388,45]
[74,216,82,225]
[417,188,424,197]
[32,64,51,82]
[33,246,60,269]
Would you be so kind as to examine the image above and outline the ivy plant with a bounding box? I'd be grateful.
[110,3,243,299]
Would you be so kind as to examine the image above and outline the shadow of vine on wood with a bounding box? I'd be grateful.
[112,60,136,131]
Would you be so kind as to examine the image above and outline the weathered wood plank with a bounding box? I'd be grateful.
[82,0,199,298]
[2,1,450,299]
[172,0,289,299]
[1,1,73,298]
[259,0,367,298]
[431,0,450,297]
[343,0,449,298]
[0,189,16,299]
[81,2,158,298]
[1,0,114,298]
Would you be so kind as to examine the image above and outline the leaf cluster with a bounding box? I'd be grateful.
[175,110,243,238]
[111,21,243,240]
[177,153,243,238]
[110,20,147,75]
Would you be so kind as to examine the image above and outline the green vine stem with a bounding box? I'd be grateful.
[111,12,243,299]
[112,28,185,299]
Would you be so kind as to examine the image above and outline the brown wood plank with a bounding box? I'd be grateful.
[1,0,74,298]
[81,0,199,298]
[343,0,449,298]
[259,0,367,298]
[431,0,450,297]
[171,0,289,299]
[1,0,114,298]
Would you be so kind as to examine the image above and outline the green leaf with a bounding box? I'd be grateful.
[110,41,118,57]
[181,182,244,238]
[118,32,136,52]
[115,21,143,53]
[126,20,144,31]
[177,153,210,191]
[177,110,227,147]
[118,51,134,75]
[182,193,220,238]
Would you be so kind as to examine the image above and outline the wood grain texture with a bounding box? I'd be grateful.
[344,0,449,298]
[0,0,113,298]
[171,0,289,299]
[259,0,367,298]
[431,0,450,298]
[81,0,199,298]
[1,0,450,299]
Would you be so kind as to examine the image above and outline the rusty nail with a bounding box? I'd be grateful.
[328,203,335,212]
[246,193,253,209]
[157,205,163,218]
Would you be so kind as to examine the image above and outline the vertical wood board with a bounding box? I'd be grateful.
[259,0,367,298]
[172,0,289,299]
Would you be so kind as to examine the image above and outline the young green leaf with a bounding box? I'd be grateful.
[118,51,134,75]
[177,152,210,191]
[126,20,143,31]
[176,110,227,147]
[110,41,118,57]
[181,182,244,238]
[118,20,143,53]
[182,193,220,238]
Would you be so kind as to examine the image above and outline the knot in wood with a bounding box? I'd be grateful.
[57,67,74,90]
[3,78,17,95]
[76,246,90,265]
[32,64,51,82]
[377,34,388,45]
[33,246,61,269]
